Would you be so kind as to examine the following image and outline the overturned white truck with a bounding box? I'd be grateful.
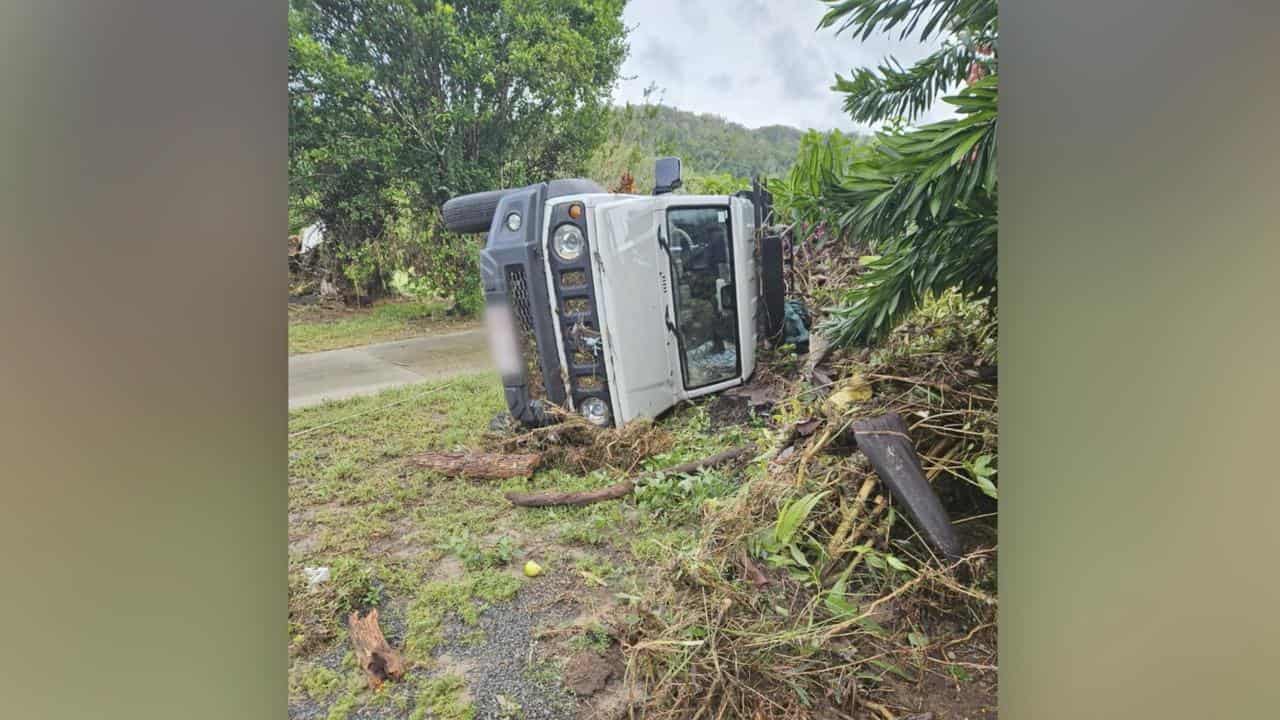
[443,158,788,429]
[443,158,963,557]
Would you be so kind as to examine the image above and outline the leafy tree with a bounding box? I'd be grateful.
[289,0,627,307]
[681,172,751,195]
[767,129,870,246]
[816,0,998,347]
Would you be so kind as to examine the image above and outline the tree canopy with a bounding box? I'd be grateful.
[289,0,627,306]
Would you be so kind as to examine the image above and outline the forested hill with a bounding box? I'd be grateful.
[604,104,813,179]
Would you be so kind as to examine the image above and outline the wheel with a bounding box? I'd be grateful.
[442,189,514,234]
[441,179,607,235]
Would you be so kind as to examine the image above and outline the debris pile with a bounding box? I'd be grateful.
[617,296,998,719]
[486,411,676,476]
[432,286,997,718]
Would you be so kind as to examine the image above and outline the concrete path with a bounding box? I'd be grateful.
[289,328,492,410]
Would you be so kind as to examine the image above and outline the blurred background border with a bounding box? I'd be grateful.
[1,1,1277,718]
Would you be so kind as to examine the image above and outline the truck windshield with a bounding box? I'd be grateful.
[666,206,740,389]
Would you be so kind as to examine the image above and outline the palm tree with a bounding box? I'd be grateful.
[816,0,998,346]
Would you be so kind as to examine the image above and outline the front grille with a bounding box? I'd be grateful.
[505,266,546,400]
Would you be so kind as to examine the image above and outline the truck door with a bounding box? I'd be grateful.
[659,197,748,398]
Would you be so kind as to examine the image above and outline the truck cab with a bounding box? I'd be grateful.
[445,158,783,428]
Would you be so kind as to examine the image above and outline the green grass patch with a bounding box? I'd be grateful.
[291,663,343,701]
[289,298,469,354]
[288,374,773,719]
[568,621,614,655]
[409,674,474,720]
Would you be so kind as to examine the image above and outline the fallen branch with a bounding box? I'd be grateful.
[505,444,753,507]
[409,451,542,479]
[348,608,405,689]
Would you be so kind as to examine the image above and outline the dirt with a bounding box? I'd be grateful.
[707,372,789,430]
[706,394,753,430]
[870,611,997,719]
[561,650,616,696]
[368,518,445,562]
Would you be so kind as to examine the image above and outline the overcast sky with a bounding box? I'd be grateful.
[612,0,955,133]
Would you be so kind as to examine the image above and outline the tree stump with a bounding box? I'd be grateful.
[408,451,542,479]
[347,609,405,689]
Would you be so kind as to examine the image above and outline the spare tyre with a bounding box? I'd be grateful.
[441,179,607,235]
[546,178,606,198]
[442,189,514,234]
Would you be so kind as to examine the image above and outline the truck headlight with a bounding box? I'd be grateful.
[579,396,610,426]
[552,224,584,262]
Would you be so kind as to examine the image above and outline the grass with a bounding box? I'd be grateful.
[288,297,475,354]
[287,320,997,717]
[288,372,762,720]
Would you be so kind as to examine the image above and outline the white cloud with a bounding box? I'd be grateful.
[613,0,958,133]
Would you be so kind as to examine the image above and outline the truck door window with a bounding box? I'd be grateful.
[666,207,740,389]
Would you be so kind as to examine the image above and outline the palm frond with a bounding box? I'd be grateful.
[819,214,996,346]
[833,42,983,124]
[819,76,998,346]
[828,77,996,244]
[818,0,998,42]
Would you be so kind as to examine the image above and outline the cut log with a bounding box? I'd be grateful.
[852,413,963,558]
[409,451,542,479]
[505,444,754,508]
[347,608,405,689]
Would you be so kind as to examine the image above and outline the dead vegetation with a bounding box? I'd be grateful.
[487,411,677,476]
[458,286,999,719]
[409,450,544,479]
[612,292,998,719]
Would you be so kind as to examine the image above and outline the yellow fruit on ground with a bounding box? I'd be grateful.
[523,560,543,577]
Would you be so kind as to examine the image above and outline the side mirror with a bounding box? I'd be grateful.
[653,157,682,195]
